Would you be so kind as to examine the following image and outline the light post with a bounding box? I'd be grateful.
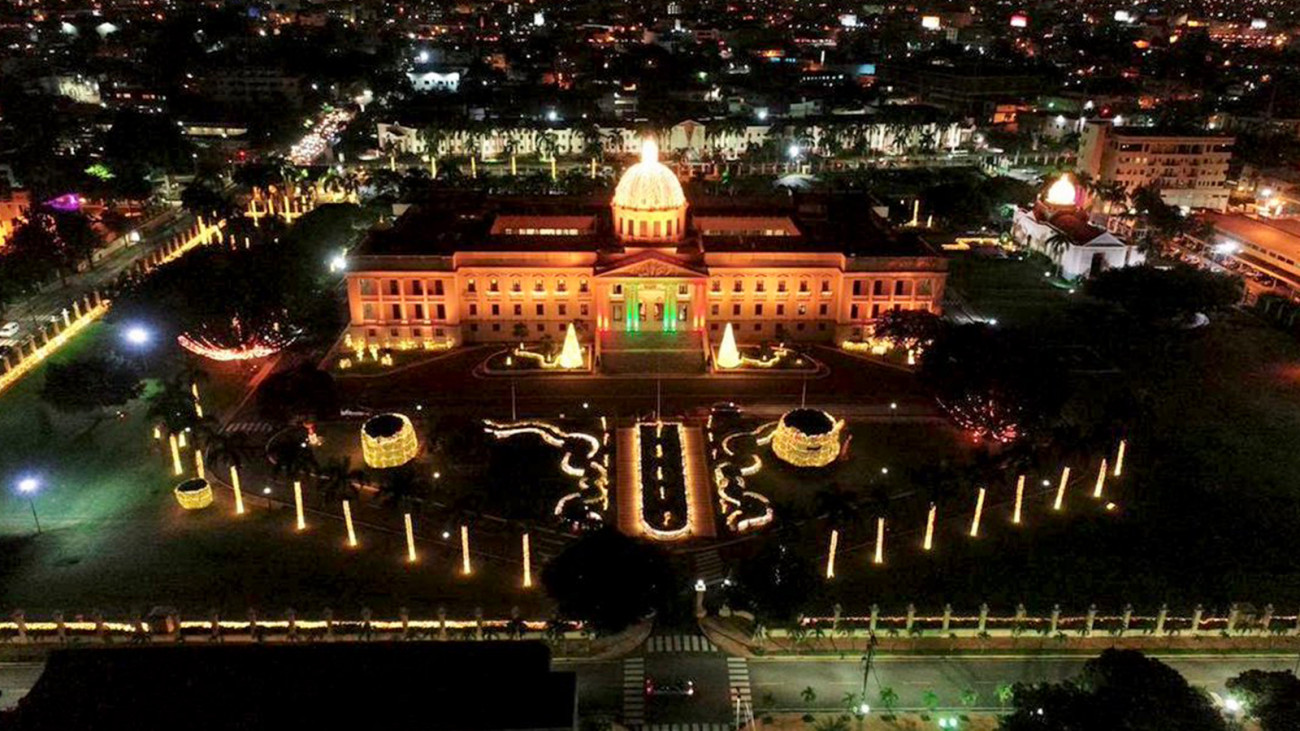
[859,631,877,716]
[16,476,41,534]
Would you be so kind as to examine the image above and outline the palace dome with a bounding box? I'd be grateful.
[612,139,686,212]
[1042,174,1082,208]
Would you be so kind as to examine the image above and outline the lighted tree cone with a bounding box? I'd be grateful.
[969,487,986,537]
[522,533,532,588]
[343,500,358,547]
[460,525,473,576]
[1093,458,1108,499]
[558,323,583,369]
[873,517,885,564]
[230,465,245,515]
[923,504,936,551]
[1012,474,1025,524]
[293,481,305,531]
[404,513,417,562]
[1113,440,1127,477]
[826,529,839,579]
[169,434,183,476]
[1053,467,1070,511]
[716,323,741,369]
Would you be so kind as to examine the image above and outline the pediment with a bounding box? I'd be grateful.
[597,252,706,278]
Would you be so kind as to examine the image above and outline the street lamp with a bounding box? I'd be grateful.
[123,324,152,348]
[16,476,41,534]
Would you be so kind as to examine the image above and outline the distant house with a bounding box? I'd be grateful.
[1012,174,1144,279]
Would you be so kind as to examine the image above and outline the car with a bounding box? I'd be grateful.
[710,401,742,414]
[645,677,695,697]
[0,322,18,339]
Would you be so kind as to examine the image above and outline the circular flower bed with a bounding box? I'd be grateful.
[361,413,419,468]
[174,478,214,510]
[771,408,844,468]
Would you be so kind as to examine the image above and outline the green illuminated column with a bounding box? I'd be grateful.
[626,283,639,332]
[664,284,677,333]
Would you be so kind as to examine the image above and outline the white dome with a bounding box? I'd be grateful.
[612,139,686,212]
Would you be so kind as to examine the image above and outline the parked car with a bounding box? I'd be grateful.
[0,322,19,338]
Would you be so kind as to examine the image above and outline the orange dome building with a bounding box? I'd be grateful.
[611,140,688,243]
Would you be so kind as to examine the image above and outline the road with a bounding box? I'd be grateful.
[1,208,194,339]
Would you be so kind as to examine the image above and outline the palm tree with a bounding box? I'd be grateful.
[378,464,429,511]
[146,375,201,434]
[318,456,365,506]
[800,686,817,704]
[202,429,249,471]
[268,435,317,484]
[994,682,1015,707]
[878,686,899,715]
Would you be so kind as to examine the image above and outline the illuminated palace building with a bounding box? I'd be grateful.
[344,141,947,362]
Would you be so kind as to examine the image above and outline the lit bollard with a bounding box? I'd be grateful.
[825,529,838,579]
[1093,458,1108,498]
[230,465,245,515]
[873,517,885,564]
[404,513,416,562]
[293,481,305,531]
[1114,439,1126,477]
[460,525,472,575]
[1053,466,1070,511]
[522,533,532,588]
[1013,474,1025,524]
[343,500,357,547]
[970,487,986,537]
[923,503,936,550]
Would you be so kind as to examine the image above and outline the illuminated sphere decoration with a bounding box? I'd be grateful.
[361,413,419,469]
[611,139,687,243]
[174,478,214,510]
[1042,174,1082,209]
[771,408,845,468]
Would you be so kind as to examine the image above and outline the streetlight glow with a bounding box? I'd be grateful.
[124,325,151,347]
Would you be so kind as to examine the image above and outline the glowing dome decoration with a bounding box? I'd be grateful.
[771,408,845,468]
[174,478,214,510]
[1043,174,1081,208]
[611,138,687,242]
[361,413,420,469]
[716,323,741,369]
[558,322,584,369]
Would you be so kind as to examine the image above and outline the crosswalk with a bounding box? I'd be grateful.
[645,634,718,654]
[693,549,727,586]
[223,421,275,435]
[623,657,646,727]
[726,656,752,710]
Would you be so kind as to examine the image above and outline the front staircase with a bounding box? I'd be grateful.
[598,331,707,374]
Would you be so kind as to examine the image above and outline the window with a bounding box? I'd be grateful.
[489,278,499,292]
[436,304,446,320]
[733,304,741,316]
[873,280,885,296]
[894,280,911,296]
[755,304,764,316]
[853,280,863,296]
[851,304,859,319]
[391,304,402,320]
[821,279,831,294]
[513,304,522,316]
[818,303,828,316]
[388,280,400,296]
[363,303,378,321]
[511,280,522,293]
[534,278,544,293]
[753,324,761,331]
[434,280,445,296]
[390,328,399,337]
[467,279,477,293]
[414,304,425,320]
[556,278,567,293]
[755,279,766,293]
[711,280,722,293]
[537,323,545,332]
[359,279,378,296]
[410,280,424,296]
[469,304,478,316]
[678,283,688,296]
[367,328,377,337]
[492,323,501,332]
[580,304,589,316]
[777,280,787,293]
[711,304,720,316]
[871,304,881,318]
[580,279,589,293]
[470,323,479,332]
[799,280,809,293]
[797,304,806,316]
[491,304,500,316]
[733,279,744,293]
[711,323,719,331]
[558,304,567,316]
[613,284,623,296]
[918,280,934,296]
[536,304,545,316]
[776,304,784,316]
[558,324,566,332]
[413,327,422,338]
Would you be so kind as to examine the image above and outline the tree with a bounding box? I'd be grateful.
[376,463,430,511]
[1001,649,1227,731]
[318,456,365,505]
[541,527,676,634]
[800,686,817,704]
[257,364,339,423]
[873,309,942,353]
[50,210,100,273]
[730,539,820,623]
[145,374,201,434]
[878,686,899,715]
[1226,670,1300,730]
[181,181,235,219]
[1084,264,1244,322]
[40,355,142,418]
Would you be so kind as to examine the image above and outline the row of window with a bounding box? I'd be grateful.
[358,276,939,299]
[850,279,935,297]
[710,302,827,318]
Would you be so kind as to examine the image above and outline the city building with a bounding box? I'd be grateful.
[344,140,947,357]
[1077,121,1234,212]
[1011,174,1144,279]
[198,67,305,108]
[1189,213,1300,290]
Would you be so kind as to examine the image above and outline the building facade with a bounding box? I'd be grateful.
[1078,121,1234,212]
[344,141,947,353]
[1011,174,1144,279]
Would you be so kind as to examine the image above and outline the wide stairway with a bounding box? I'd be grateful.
[599,331,707,374]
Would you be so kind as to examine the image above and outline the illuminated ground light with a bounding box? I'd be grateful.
[343,500,358,547]
[230,465,245,515]
[1114,439,1127,477]
[522,533,532,588]
[825,529,839,579]
[969,487,986,537]
[361,413,420,469]
[714,423,777,533]
[293,481,306,531]
[923,503,936,550]
[874,517,885,564]
[460,525,472,575]
[174,478,214,510]
[176,330,295,362]
[404,513,417,562]
[1093,458,1108,498]
[1012,474,1024,524]
[771,409,844,468]
[1053,466,1070,511]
